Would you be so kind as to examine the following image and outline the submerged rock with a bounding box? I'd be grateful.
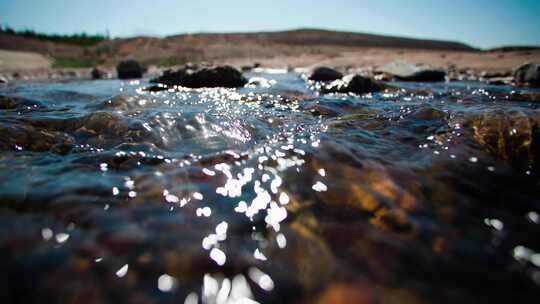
[0,95,19,109]
[116,60,144,79]
[321,74,383,95]
[469,111,540,168]
[309,67,343,82]
[378,61,446,82]
[0,95,45,110]
[514,63,540,87]
[0,122,74,153]
[151,66,247,88]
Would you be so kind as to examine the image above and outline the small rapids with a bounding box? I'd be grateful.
[0,72,540,303]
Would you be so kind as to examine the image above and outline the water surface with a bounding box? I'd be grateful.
[1,73,540,303]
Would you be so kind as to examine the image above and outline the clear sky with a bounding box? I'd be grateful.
[1,0,539,49]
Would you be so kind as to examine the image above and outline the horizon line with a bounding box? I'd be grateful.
[3,24,540,50]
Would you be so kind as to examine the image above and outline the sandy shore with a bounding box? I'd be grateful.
[222,48,540,73]
[0,47,538,82]
[0,49,51,71]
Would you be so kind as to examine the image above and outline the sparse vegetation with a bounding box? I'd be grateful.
[143,56,201,67]
[0,25,107,46]
[52,57,103,68]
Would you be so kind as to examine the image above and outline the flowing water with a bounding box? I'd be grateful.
[1,72,540,303]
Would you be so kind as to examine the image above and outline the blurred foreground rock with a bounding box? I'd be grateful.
[91,68,106,80]
[469,110,540,168]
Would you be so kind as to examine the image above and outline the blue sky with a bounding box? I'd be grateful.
[1,0,539,49]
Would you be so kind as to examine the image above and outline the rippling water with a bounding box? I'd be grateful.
[1,72,540,303]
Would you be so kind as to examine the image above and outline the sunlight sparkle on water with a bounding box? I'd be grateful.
[312,181,328,192]
[116,264,129,278]
[158,274,177,292]
[41,228,53,241]
[210,248,227,265]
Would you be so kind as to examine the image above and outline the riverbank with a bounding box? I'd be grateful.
[1,47,538,84]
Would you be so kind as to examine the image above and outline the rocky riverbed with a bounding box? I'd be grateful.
[0,67,540,303]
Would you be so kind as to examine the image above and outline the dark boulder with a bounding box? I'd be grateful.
[378,61,446,82]
[151,66,247,88]
[403,69,446,82]
[91,68,106,80]
[150,69,187,86]
[116,60,144,79]
[321,74,383,95]
[182,66,247,88]
[309,67,343,82]
[514,63,540,87]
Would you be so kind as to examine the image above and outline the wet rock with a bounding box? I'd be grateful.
[309,67,343,82]
[321,74,383,95]
[264,214,337,294]
[78,112,130,136]
[246,76,276,88]
[508,91,540,103]
[378,61,446,82]
[151,66,247,88]
[514,63,540,87]
[0,95,45,110]
[88,95,131,111]
[0,95,18,109]
[486,77,513,86]
[481,71,511,78]
[91,67,106,80]
[410,107,445,120]
[116,60,144,79]
[144,85,168,92]
[149,69,187,86]
[0,75,7,84]
[0,122,74,153]
[181,65,247,88]
[469,111,540,168]
[317,282,375,304]
[370,208,414,233]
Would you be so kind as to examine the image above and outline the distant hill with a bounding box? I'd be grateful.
[165,29,476,51]
[486,46,540,52]
[0,28,478,68]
